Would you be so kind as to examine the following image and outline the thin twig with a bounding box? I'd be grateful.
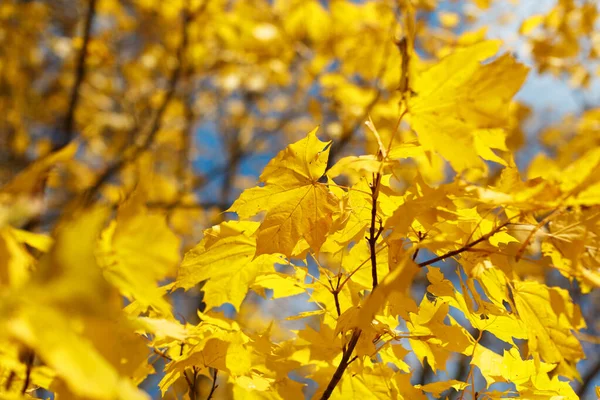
[319,143,387,397]
[206,368,219,400]
[515,207,564,261]
[153,348,173,362]
[417,220,513,268]
[311,251,343,318]
[333,286,342,318]
[319,127,388,397]
[146,200,228,211]
[458,329,484,400]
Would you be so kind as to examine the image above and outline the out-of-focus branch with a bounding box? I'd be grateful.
[57,0,97,151]
[218,91,255,206]
[577,358,600,397]
[326,20,396,169]
[159,93,307,212]
[327,88,383,168]
[146,200,228,211]
[84,3,199,201]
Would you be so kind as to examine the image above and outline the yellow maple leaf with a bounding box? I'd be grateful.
[228,128,338,258]
[0,227,37,289]
[416,380,469,397]
[428,267,527,346]
[473,346,578,398]
[511,280,585,379]
[407,298,475,372]
[175,221,283,310]
[408,41,529,171]
[356,256,420,331]
[251,270,306,299]
[326,360,400,400]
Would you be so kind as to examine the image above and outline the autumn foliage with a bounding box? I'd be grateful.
[1,0,600,399]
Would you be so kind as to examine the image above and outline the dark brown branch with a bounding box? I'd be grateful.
[206,368,219,400]
[417,220,512,268]
[219,132,242,205]
[368,173,383,289]
[333,291,342,318]
[319,329,362,400]
[57,0,97,150]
